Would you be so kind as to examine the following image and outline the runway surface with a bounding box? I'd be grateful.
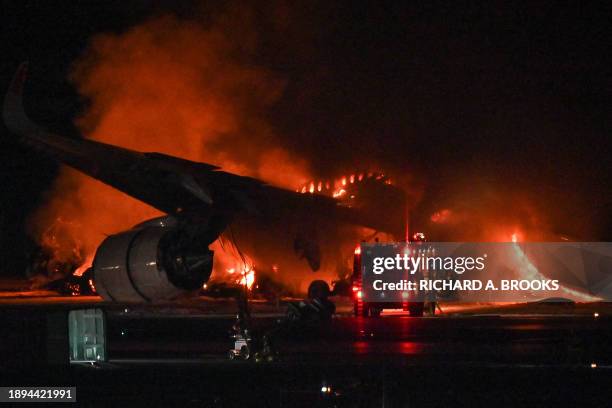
[1,297,612,406]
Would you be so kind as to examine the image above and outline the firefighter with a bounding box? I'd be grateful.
[414,232,436,316]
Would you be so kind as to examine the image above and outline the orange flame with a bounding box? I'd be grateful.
[30,13,311,280]
[238,266,256,289]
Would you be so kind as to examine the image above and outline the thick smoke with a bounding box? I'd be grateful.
[26,4,582,289]
[28,12,309,275]
[422,179,557,242]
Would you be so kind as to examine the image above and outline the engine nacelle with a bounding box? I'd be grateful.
[92,226,213,302]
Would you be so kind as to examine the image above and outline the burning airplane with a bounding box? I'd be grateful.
[4,63,408,302]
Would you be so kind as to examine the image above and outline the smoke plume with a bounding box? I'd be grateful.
[29,12,309,275]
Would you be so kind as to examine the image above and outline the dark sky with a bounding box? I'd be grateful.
[1,1,612,275]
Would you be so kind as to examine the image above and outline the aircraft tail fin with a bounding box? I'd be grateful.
[3,62,39,136]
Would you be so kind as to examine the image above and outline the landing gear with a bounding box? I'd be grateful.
[253,335,278,363]
[228,284,254,361]
[228,343,250,360]
[228,315,252,360]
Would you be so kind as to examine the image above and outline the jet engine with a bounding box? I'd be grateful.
[92,224,214,302]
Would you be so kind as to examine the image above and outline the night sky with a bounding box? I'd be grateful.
[1,1,612,276]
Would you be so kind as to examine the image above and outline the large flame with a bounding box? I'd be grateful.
[29,12,309,278]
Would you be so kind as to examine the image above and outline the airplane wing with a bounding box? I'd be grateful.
[3,63,224,216]
[3,63,405,237]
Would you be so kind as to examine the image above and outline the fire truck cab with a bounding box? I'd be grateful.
[351,244,425,317]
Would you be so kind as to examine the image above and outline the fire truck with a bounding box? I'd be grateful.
[350,243,425,317]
